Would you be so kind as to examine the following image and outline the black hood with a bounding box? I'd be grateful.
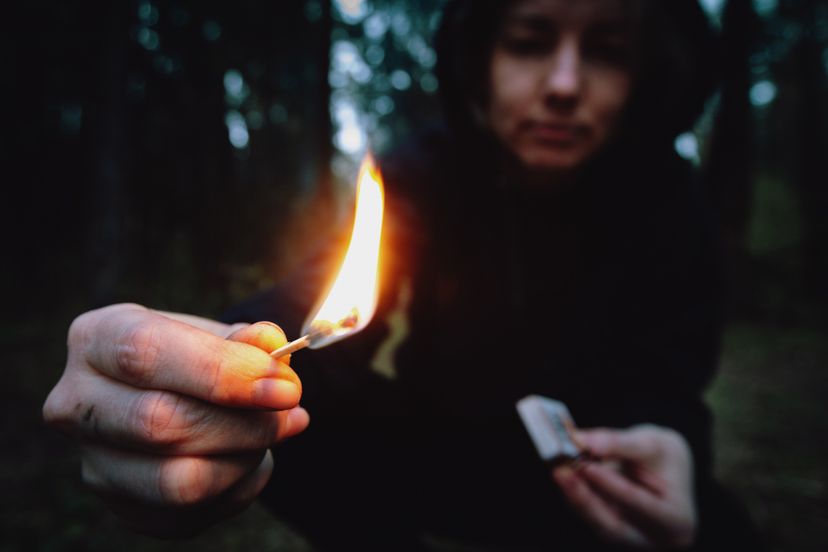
[434,0,721,148]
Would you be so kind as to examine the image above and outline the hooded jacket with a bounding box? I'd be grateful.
[222,1,761,549]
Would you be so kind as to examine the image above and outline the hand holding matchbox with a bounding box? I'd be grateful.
[516,395,583,465]
[520,397,700,548]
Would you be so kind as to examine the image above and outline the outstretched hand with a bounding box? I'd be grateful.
[553,424,697,549]
[43,304,309,536]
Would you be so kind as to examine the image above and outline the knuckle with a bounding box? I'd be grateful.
[42,384,70,426]
[67,312,90,346]
[159,458,216,506]
[42,375,81,430]
[133,391,191,447]
[201,351,228,403]
[67,311,98,357]
[115,320,162,384]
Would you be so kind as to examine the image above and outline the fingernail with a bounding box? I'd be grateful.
[252,379,299,409]
[253,321,285,336]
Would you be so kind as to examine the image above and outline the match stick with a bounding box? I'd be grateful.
[269,312,359,359]
[270,335,312,359]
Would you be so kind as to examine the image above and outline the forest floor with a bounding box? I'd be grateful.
[2,295,826,552]
[708,320,828,552]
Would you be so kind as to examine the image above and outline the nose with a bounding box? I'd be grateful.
[543,36,581,105]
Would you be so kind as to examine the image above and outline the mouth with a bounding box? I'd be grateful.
[523,122,585,146]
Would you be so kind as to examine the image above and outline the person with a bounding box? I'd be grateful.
[43,0,762,549]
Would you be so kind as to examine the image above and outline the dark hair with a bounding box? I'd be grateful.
[435,0,721,146]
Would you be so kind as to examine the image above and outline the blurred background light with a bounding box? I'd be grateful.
[420,73,439,94]
[365,44,385,66]
[674,132,701,166]
[203,20,222,42]
[334,0,368,25]
[335,125,366,155]
[269,103,288,125]
[137,2,159,26]
[136,27,160,51]
[372,95,394,116]
[225,110,249,149]
[364,12,389,41]
[390,69,411,91]
[332,96,366,156]
[753,0,778,18]
[246,110,264,130]
[750,79,778,107]
[391,10,412,37]
[223,69,249,106]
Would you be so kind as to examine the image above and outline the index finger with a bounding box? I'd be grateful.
[82,307,299,409]
[576,427,661,462]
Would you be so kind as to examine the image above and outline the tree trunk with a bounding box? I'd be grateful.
[794,0,827,302]
[705,0,759,258]
[88,1,129,306]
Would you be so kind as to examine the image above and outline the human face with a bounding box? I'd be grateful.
[487,0,638,175]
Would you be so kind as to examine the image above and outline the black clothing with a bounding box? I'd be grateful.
[221,1,762,548]
[222,129,759,550]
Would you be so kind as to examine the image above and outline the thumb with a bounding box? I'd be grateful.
[576,426,661,463]
[228,321,288,353]
[228,322,300,388]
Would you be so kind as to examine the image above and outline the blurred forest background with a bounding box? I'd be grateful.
[2,0,827,550]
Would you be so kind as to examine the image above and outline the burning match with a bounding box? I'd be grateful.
[270,313,358,359]
[269,154,384,360]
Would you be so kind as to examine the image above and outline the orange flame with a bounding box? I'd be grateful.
[302,155,385,348]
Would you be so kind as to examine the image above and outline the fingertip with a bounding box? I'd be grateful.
[286,406,310,436]
[552,464,576,486]
[251,379,302,410]
[275,406,310,441]
[228,321,288,352]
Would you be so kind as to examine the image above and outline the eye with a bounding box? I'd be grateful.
[583,35,632,66]
[502,36,551,56]
[498,21,557,57]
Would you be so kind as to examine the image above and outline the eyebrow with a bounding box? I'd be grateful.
[502,13,556,33]
[502,4,636,33]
